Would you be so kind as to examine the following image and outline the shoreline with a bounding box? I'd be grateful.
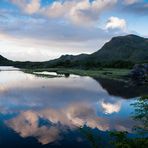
[23,68,130,82]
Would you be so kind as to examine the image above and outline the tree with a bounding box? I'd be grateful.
[131,96,148,136]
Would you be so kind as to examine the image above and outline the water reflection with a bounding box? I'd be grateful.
[6,102,133,145]
[95,78,148,98]
[0,69,141,146]
[100,101,121,114]
[0,66,19,71]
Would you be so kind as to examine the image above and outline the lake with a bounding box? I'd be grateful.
[0,67,147,148]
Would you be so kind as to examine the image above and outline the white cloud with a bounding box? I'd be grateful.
[44,0,117,26]
[10,0,117,26]
[40,1,68,18]
[11,0,40,14]
[105,16,127,31]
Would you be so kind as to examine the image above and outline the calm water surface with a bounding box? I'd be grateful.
[0,67,145,147]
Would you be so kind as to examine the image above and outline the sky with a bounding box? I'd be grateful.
[0,0,148,61]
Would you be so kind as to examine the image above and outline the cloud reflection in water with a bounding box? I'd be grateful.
[0,70,135,145]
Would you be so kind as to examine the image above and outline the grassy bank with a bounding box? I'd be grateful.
[23,68,130,81]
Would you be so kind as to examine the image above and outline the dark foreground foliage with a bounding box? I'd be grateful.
[80,96,148,148]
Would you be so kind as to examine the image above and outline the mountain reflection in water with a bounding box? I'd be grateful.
[0,68,146,147]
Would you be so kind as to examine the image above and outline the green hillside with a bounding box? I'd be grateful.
[90,34,148,63]
[0,55,12,66]
[0,34,147,69]
[47,34,148,68]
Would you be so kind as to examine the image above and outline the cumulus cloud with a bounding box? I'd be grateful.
[68,0,117,26]
[40,1,73,18]
[10,0,117,26]
[105,16,127,31]
[11,0,40,14]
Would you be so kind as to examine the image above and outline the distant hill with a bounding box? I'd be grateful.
[0,34,148,68]
[0,55,12,66]
[47,34,148,68]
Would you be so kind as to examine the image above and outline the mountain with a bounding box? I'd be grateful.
[46,34,148,68]
[47,53,89,68]
[90,34,148,63]
[0,55,12,66]
[0,34,148,68]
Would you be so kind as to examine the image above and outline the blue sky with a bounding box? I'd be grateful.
[0,0,148,61]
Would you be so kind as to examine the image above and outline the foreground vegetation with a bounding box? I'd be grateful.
[80,96,148,148]
[23,68,130,81]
